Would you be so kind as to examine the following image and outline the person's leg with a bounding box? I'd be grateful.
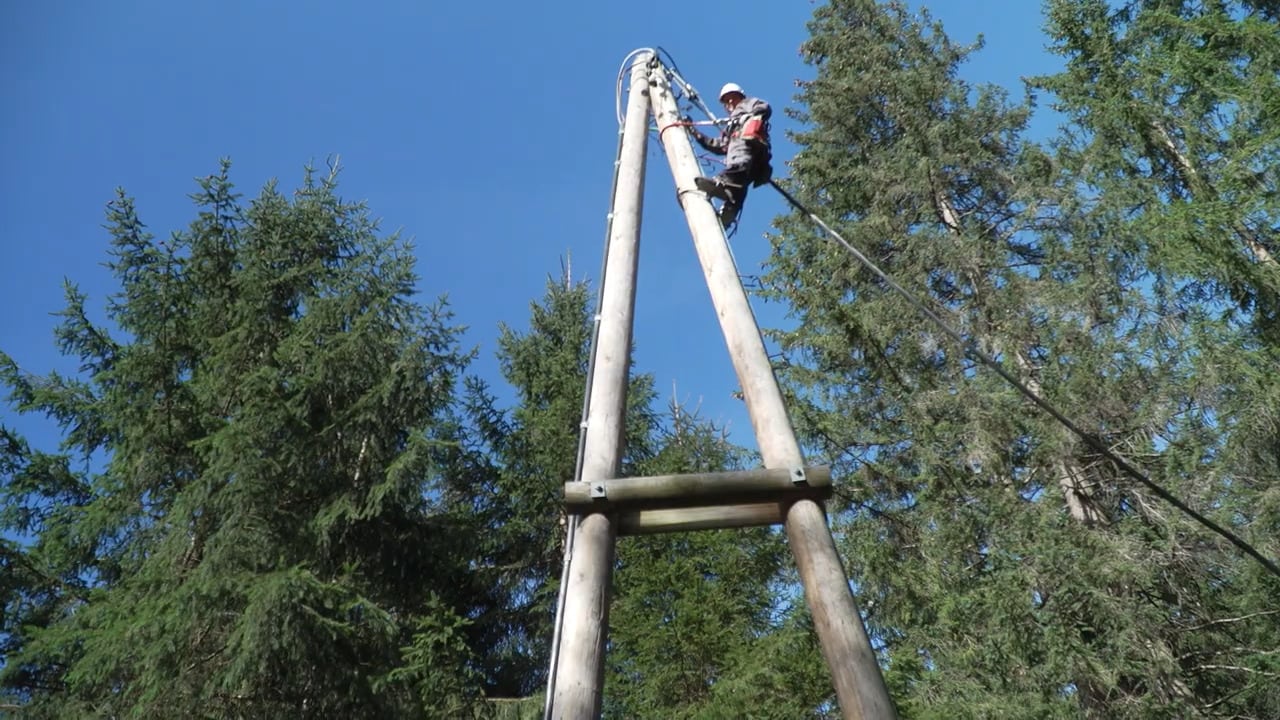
[718,167,752,226]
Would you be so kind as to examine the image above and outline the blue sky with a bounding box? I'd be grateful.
[1,1,1064,458]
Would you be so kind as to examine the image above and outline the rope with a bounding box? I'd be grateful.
[658,120,695,143]
[767,179,1280,580]
[659,119,718,138]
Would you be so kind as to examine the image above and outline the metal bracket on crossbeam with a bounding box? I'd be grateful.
[590,481,608,499]
[790,466,807,485]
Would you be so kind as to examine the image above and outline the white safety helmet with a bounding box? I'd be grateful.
[718,82,745,102]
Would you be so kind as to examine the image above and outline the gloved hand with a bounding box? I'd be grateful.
[682,116,705,140]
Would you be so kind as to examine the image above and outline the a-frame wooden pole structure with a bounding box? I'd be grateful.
[545,51,898,720]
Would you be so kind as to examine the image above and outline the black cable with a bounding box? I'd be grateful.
[656,46,719,125]
[768,179,1280,581]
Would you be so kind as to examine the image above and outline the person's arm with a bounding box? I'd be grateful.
[688,119,728,155]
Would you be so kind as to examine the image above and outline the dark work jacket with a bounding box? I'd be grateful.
[692,97,771,172]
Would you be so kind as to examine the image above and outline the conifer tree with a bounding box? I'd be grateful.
[764,1,1279,716]
[1030,1,1280,713]
[1,161,480,718]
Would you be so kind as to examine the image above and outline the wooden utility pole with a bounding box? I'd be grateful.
[545,51,652,720]
[645,65,898,720]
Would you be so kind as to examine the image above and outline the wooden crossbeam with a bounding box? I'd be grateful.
[619,503,787,535]
[565,465,831,513]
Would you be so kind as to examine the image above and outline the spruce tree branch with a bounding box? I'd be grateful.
[770,179,1280,581]
[1179,646,1280,662]
[7,546,91,603]
[1198,679,1261,713]
[1185,610,1280,632]
[1191,664,1280,679]
[1148,119,1276,266]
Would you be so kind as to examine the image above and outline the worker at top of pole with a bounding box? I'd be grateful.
[689,82,773,229]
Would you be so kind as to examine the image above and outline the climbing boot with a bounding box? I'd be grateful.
[694,175,733,202]
[718,202,740,228]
